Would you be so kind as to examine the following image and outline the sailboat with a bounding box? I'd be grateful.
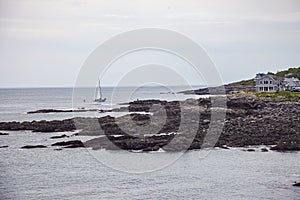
[94,80,106,102]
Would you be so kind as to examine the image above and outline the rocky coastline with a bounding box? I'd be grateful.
[0,94,299,152]
[180,85,256,95]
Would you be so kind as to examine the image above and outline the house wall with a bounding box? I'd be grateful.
[255,77,278,92]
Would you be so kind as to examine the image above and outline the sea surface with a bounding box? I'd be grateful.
[0,86,202,122]
[0,87,299,200]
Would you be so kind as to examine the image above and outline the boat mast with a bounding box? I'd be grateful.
[98,80,102,99]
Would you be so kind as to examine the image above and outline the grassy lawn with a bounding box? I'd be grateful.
[254,91,300,101]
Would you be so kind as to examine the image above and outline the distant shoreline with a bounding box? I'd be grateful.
[0,85,206,90]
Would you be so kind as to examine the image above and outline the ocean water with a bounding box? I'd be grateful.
[0,86,201,122]
[0,87,299,200]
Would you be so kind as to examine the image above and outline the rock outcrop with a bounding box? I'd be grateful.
[180,85,256,95]
[50,134,69,139]
[51,140,84,148]
[293,182,300,187]
[27,108,103,114]
[21,145,47,149]
[0,119,76,132]
[1,94,299,151]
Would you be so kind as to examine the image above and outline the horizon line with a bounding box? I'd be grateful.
[0,84,207,89]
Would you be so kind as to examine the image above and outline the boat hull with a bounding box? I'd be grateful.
[94,98,107,102]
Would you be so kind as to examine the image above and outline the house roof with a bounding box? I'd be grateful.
[284,77,300,82]
[269,75,284,82]
[255,73,283,82]
[284,77,300,87]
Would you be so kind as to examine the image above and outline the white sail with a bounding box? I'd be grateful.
[96,80,101,99]
[95,80,106,102]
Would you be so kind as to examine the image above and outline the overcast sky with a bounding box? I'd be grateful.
[0,0,300,87]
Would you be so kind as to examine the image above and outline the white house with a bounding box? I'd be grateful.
[283,77,300,90]
[255,73,300,92]
[254,73,283,92]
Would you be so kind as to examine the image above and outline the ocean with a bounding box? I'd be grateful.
[0,87,299,199]
[0,86,202,122]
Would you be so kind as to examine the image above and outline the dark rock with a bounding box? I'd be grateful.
[63,143,84,148]
[51,140,84,148]
[0,132,9,135]
[21,145,47,149]
[247,149,255,152]
[27,108,99,114]
[292,182,300,187]
[27,109,73,114]
[261,148,269,152]
[47,96,300,151]
[0,118,76,132]
[50,134,69,139]
[143,145,160,152]
[270,136,300,151]
[0,145,8,148]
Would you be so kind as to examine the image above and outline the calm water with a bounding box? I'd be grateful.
[0,87,299,199]
[0,86,201,122]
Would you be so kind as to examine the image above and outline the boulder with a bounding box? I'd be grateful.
[261,148,269,152]
[247,149,255,152]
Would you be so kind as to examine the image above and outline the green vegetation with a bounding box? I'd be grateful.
[270,67,300,80]
[229,79,255,86]
[254,91,300,101]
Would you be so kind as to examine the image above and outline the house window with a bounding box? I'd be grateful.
[259,81,263,84]
[264,80,268,84]
[259,87,263,91]
[269,87,274,91]
[264,87,268,91]
[270,80,272,84]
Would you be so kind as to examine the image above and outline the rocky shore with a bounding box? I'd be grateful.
[0,94,299,151]
[27,108,107,114]
[180,85,256,95]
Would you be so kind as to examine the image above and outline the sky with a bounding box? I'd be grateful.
[0,0,300,87]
